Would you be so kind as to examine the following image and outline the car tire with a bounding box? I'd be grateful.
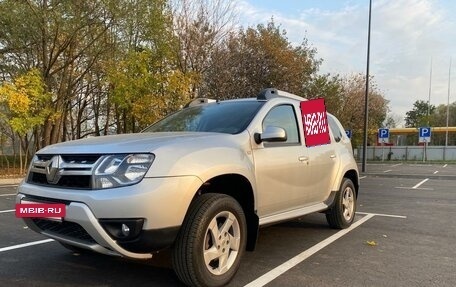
[172,193,247,287]
[326,178,356,229]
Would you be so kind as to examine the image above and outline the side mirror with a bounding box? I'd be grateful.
[254,126,287,144]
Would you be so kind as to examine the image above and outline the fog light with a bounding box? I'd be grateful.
[99,218,144,241]
[121,224,130,236]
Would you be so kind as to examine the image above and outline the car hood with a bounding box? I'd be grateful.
[37,132,231,155]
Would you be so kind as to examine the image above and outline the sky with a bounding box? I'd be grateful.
[235,0,456,126]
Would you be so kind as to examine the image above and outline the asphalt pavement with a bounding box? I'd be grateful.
[0,163,455,286]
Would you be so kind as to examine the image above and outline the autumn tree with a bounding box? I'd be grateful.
[202,21,321,99]
[0,69,52,172]
[334,74,389,147]
[171,0,238,98]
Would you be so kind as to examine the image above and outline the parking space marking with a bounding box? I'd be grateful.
[433,171,439,174]
[391,163,403,167]
[0,193,16,197]
[359,176,367,180]
[413,178,429,189]
[0,239,54,253]
[384,170,392,173]
[443,164,448,168]
[0,209,14,214]
[356,211,407,219]
[244,214,375,287]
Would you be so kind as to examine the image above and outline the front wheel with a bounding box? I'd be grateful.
[326,178,357,229]
[172,193,247,287]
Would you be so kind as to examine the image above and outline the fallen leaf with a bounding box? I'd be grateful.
[366,240,378,246]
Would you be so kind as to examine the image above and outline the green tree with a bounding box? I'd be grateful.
[405,100,435,128]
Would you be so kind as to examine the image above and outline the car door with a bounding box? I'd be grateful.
[252,104,311,217]
[305,114,341,204]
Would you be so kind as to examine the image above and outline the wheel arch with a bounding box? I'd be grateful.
[191,173,259,251]
[343,169,359,198]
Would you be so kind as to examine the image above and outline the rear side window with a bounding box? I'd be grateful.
[327,115,344,143]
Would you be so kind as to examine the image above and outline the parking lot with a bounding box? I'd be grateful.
[1,163,455,286]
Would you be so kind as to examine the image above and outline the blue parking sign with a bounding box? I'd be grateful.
[378,128,389,144]
[419,127,431,143]
[345,129,352,139]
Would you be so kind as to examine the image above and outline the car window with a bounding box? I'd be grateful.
[327,115,343,143]
[143,101,264,134]
[262,105,300,144]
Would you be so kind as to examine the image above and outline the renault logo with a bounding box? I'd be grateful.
[45,156,61,184]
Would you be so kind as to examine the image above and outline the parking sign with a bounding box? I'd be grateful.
[419,127,431,143]
[345,129,352,139]
[378,128,389,144]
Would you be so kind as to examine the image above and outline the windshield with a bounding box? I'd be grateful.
[143,101,264,134]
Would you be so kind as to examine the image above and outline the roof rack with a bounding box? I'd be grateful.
[184,98,217,108]
[256,88,306,102]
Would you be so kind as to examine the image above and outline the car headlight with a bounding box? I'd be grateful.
[93,154,154,189]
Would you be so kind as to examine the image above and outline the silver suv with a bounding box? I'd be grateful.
[17,89,359,287]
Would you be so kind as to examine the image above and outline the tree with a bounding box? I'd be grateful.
[0,69,52,172]
[404,100,435,128]
[202,20,321,99]
[334,74,389,147]
[429,102,456,145]
[171,0,238,98]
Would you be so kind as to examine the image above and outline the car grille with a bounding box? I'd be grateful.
[33,219,97,244]
[27,154,102,189]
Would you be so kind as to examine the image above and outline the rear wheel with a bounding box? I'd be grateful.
[326,178,356,229]
[172,193,247,287]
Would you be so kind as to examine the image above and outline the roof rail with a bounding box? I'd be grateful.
[256,88,306,101]
[184,98,217,108]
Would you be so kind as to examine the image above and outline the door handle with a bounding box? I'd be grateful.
[330,154,336,159]
[298,156,309,162]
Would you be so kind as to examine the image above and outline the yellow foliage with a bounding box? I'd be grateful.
[0,69,53,135]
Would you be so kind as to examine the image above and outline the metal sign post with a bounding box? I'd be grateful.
[378,128,389,162]
[419,127,431,162]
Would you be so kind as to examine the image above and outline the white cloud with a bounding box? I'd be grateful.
[236,0,456,125]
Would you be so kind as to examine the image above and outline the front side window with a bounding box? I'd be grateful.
[143,101,264,134]
[262,105,300,144]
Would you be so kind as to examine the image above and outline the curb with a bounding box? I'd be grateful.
[0,178,23,186]
[361,173,456,180]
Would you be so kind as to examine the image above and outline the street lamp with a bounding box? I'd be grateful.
[362,0,372,172]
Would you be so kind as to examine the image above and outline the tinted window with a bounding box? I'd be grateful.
[143,101,264,134]
[327,115,343,142]
[263,105,299,144]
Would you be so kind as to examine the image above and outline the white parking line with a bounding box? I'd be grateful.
[0,209,14,214]
[391,163,403,167]
[384,170,392,173]
[244,214,375,287]
[0,193,16,197]
[356,212,407,219]
[443,164,448,168]
[433,171,439,174]
[412,178,429,189]
[359,176,367,180]
[0,239,54,253]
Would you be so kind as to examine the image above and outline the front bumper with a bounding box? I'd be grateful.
[17,176,202,259]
